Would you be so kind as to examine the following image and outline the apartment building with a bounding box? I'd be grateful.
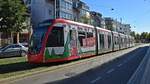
[31,0,90,28]
[21,0,132,35]
[90,11,105,28]
[104,17,116,31]
[105,17,131,35]
[122,24,131,35]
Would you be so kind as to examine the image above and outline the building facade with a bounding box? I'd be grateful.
[104,17,116,31]
[30,0,90,28]
[23,0,132,35]
[122,24,131,35]
[104,17,131,35]
[90,11,105,28]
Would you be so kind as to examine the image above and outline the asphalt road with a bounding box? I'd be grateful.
[49,46,149,84]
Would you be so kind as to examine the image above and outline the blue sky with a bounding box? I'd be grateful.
[82,0,150,33]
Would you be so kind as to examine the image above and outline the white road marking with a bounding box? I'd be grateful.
[106,69,115,74]
[117,63,123,67]
[90,76,102,84]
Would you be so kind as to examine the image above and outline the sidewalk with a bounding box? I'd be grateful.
[127,45,150,84]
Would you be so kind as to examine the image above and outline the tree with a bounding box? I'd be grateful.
[145,32,149,39]
[135,33,140,42]
[140,32,147,39]
[148,33,150,41]
[146,32,150,42]
[140,32,150,43]
[0,0,27,43]
[130,31,136,37]
[107,23,113,31]
[80,16,91,24]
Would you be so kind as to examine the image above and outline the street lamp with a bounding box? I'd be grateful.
[111,8,114,11]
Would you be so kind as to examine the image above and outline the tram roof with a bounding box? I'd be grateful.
[54,19,111,32]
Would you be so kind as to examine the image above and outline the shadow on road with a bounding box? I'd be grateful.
[0,61,69,74]
[0,62,39,74]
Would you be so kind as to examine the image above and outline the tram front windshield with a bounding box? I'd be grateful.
[29,26,48,54]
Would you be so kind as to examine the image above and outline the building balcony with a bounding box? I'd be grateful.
[73,2,82,11]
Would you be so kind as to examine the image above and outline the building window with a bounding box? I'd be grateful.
[61,0,72,10]
[61,0,66,9]
[56,11,59,18]
[56,0,60,8]
[48,9,52,16]
[60,11,73,20]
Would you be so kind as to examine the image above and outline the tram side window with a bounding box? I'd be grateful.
[108,35,111,48]
[116,37,119,45]
[123,38,125,44]
[46,27,64,47]
[120,38,122,45]
[70,30,72,40]
[87,32,94,47]
[99,33,104,49]
[87,32,93,38]
[78,31,86,47]
[115,36,118,45]
[124,38,126,43]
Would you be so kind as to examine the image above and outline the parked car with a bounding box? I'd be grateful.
[19,42,28,47]
[0,44,28,58]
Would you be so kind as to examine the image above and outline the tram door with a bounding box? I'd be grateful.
[69,30,78,56]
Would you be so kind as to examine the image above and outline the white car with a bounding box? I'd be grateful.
[0,44,28,58]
